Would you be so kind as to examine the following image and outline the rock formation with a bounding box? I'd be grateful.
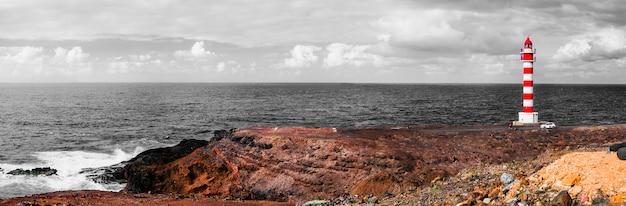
[7,167,57,176]
[118,125,626,203]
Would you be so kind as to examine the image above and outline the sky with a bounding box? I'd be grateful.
[0,0,625,83]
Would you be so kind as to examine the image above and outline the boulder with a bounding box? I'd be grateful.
[617,147,626,160]
[609,142,626,152]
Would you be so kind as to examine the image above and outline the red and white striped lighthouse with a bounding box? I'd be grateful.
[518,36,538,123]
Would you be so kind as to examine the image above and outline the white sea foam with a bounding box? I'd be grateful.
[0,146,147,199]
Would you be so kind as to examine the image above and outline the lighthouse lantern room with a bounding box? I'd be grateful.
[518,36,538,124]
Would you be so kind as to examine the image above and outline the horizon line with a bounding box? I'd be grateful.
[1,82,625,85]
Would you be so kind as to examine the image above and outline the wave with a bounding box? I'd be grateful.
[0,147,146,199]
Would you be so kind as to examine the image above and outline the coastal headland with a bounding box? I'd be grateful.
[2,124,626,205]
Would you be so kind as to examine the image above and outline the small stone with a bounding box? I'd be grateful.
[501,173,515,185]
[303,200,328,206]
[505,181,522,200]
[456,199,472,206]
[592,189,609,204]
[518,191,529,201]
[483,198,491,204]
[471,187,488,200]
[503,180,520,194]
[568,185,582,197]
[488,187,502,198]
[527,174,542,183]
[506,197,518,204]
[367,196,379,204]
[560,173,581,186]
[580,194,589,203]
[552,190,572,206]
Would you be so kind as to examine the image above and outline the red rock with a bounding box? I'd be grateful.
[118,126,626,203]
[471,187,489,200]
[0,190,293,206]
[488,187,502,198]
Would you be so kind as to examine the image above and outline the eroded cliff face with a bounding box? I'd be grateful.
[120,126,626,203]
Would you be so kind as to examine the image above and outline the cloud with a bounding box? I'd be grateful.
[217,62,226,72]
[282,45,321,68]
[0,0,388,47]
[553,26,626,62]
[175,41,215,60]
[54,47,89,63]
[108,54,165,74]
[0,46,45,76]
[543,26,626,83]
[323,43,382,68]
[0,46,94,80]
[50,47,92,76]
[372,9,465,52]
[0,46,44,64]
[216,60,241,72]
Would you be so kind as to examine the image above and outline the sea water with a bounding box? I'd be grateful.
[0,83,625,198]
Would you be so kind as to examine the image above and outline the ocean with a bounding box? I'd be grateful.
[0,83,625,198]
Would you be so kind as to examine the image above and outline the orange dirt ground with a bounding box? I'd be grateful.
[531,150,626,203]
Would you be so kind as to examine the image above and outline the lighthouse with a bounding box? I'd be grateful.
[518,36,538,124]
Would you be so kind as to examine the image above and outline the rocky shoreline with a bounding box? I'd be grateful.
[2,124,626,205]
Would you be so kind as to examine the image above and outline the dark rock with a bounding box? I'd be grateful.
[92,139,208,187]
[82,163,126,184]
[609,142,626,152]
[617,147,626,160]
[17,201,40,206]
[125,139,209,167]
[552,190,572,206]
[380,192,395,199]
[256,143,273,149]
[8,167,57,176]
[213,129,235,141]
[229,135,273,149]
[364,194,379,204]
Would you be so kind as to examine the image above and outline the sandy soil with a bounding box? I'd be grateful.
[532,150,626,203]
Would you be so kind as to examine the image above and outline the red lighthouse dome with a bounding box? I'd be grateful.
[524,36,533,48]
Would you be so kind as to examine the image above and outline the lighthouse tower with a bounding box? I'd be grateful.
[518,36,538,123]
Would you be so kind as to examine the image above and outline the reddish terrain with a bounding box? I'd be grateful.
[3,125,626,205]
[0,190,293,206]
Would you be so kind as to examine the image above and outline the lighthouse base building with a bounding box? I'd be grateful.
[518,112,538,124]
